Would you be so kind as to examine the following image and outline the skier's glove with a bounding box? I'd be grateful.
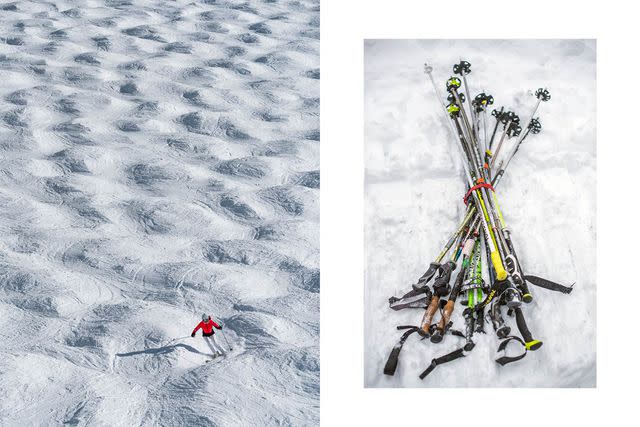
[191,332,195,337]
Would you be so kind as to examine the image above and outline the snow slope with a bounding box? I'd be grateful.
[364,39,595,387]
[0,0,319,424]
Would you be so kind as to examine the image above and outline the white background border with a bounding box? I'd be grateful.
[321,0,637,424]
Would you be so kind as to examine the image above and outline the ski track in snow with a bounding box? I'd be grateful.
[0,0,319,425]
[364,40,595,387]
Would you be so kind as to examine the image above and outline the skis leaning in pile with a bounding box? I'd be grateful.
[384,60,574,381]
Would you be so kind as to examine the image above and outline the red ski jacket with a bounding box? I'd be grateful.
[192,319,221,337]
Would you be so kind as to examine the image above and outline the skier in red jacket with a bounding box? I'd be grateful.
[192,313,226,357]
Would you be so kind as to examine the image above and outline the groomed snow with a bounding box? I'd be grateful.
[364,39,595,387]
[0,0,319,424]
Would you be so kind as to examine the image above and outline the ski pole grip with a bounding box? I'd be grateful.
[490,250,508,281]
[433,261,456,295]
[514,307,543,351]
[420,296,440,335]
[437,300,455,333]
[418,262,440,284]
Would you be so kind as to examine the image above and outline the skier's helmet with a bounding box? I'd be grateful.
[202,313,209,322]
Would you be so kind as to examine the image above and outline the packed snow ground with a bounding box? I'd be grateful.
[364,40,595,387]
[0,0,319,424]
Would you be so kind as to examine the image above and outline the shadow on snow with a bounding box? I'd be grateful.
[116,343,210,357]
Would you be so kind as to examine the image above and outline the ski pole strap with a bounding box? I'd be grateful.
[384,327,419,376]
[495,336,528,366]
[524,275,574,294]
[389,286,433,310]
[450,329,465,338]
[463,182,495,205]
[419,347,466,379]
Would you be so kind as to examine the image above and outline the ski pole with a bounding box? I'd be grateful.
[488,107,505,151]
[521,117,541,147]
[491,118,541,187]
[462,307,476,350]
[473,93,494,158]
[513,306,542,351]
[509,117,540,161]
[424,64,466,147]
[490,112,520,168]
[489,298,510,338]
[500,88,550,173]
[453,60,477,139]
[220,329,233,351]
[448,81,483,174]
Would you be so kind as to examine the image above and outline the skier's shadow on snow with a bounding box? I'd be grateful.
[116,343,209,358]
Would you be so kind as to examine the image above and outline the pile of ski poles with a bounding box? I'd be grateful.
[383,60,574,381]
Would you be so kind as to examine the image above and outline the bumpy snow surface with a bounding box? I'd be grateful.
[0,0,319,424]
[364,40,595,387]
